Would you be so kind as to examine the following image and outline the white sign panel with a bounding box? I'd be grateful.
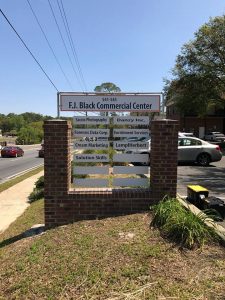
[113,141,149,150]
[113,178,149,187]
[113,166,149,174]
[114,116,149,125]
[74,154,109,162]
[74,141,109,149]
[74,129,109,137]
[74,179,108,187]
[113,153,149,163]
[113,129,149,138]
[74,166,109,175]
[60,93,160,112]
[73,116,109,125]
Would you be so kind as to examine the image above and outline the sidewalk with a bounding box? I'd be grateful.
[0,170,44,234]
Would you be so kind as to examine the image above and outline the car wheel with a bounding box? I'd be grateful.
[197,153,210,166]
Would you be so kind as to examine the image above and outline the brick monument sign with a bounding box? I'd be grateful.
[44,93,178,228]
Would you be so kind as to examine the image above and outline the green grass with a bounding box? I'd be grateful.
[0,200,225,299]
[0,166,43,193]
[151,197,219,249]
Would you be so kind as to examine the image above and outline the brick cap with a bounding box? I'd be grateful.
[44,120,70,125]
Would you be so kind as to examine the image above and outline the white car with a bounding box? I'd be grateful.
[178,132,194,137]
[125,137,222,166]
[204,132,225,143]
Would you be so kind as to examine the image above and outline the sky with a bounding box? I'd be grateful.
[0,0,224,117]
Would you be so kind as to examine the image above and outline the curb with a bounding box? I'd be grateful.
[177,193,225,243]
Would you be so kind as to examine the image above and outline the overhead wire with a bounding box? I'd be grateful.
[0,8,59,92]
[47,0,84,91]
[57,0,88,91]
[26,0,74,90]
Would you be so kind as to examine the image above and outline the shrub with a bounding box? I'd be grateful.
[28,188,44,203]
[150,197,219,249]
[35,176,44,189]
[28,176,44,203]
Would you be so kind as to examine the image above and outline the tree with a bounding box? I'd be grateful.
[165,15,225,115]
[94,82,121,116]
[16,125,43,145]
[94,82,121,93]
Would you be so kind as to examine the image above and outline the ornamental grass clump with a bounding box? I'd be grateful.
[151,197,219,249]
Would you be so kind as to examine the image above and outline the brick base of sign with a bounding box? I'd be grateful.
[45,189,153,227]
[44,119,178,229]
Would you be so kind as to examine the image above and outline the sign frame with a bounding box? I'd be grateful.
[58,92,161,113]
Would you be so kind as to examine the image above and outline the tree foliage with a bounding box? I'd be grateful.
[94,82,121,117]
[94,82,121,93]
[0,112,52,144]
[165,15,225,115]
[16,124,43,145]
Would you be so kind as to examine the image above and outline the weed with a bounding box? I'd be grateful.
[151,197,219,249]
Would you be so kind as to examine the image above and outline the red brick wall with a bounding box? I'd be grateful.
[44,119,178,228]
[150,120,178,202]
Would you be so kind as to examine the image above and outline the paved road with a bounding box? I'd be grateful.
[0,146,43,183]
[177,155,225,199]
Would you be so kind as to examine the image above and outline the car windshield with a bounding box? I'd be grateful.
[3,147,13,150]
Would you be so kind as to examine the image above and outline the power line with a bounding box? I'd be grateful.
[0,8,59,92]
[26,0,74,90]
[47,0,84,91]
[57,0,88,91]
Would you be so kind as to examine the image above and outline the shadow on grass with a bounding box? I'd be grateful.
[0,224,45,249]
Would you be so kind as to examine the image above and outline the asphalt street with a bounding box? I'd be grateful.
[177,155,225,199]
[0,147,43,183]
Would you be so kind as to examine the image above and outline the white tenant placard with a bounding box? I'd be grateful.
[113,178,149,187]
[74,166,109,175]
[73,116,109,125]
[60,93,160,112]
[74,179,108,187]
[74,154,109,162]
[74,129,109,137]
[113,141,149,150]
[113,116,149,125]
[113,129,149,138]
[74,141,109,149]
[113,153,149,163]
[113,166,149,174]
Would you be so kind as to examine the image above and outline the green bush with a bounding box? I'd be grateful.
[28,188,44,203]
[35,176,44,189]
[28,176,44,203]
[150,197,219,249]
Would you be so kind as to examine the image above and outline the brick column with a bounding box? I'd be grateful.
[44,120,71,228]
[150,119,178,202]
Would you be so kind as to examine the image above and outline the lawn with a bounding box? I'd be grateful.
[0,200,225,299]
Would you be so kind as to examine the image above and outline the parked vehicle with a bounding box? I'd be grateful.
[178,132,194,137]
[126,137,222,166]
[1,146,24,158]
[38,142,44,158]
[38,148,44,158]
[123,136,150,142]
[204,132,225,143]
[178,137,222,166]
[125,138,151,166]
